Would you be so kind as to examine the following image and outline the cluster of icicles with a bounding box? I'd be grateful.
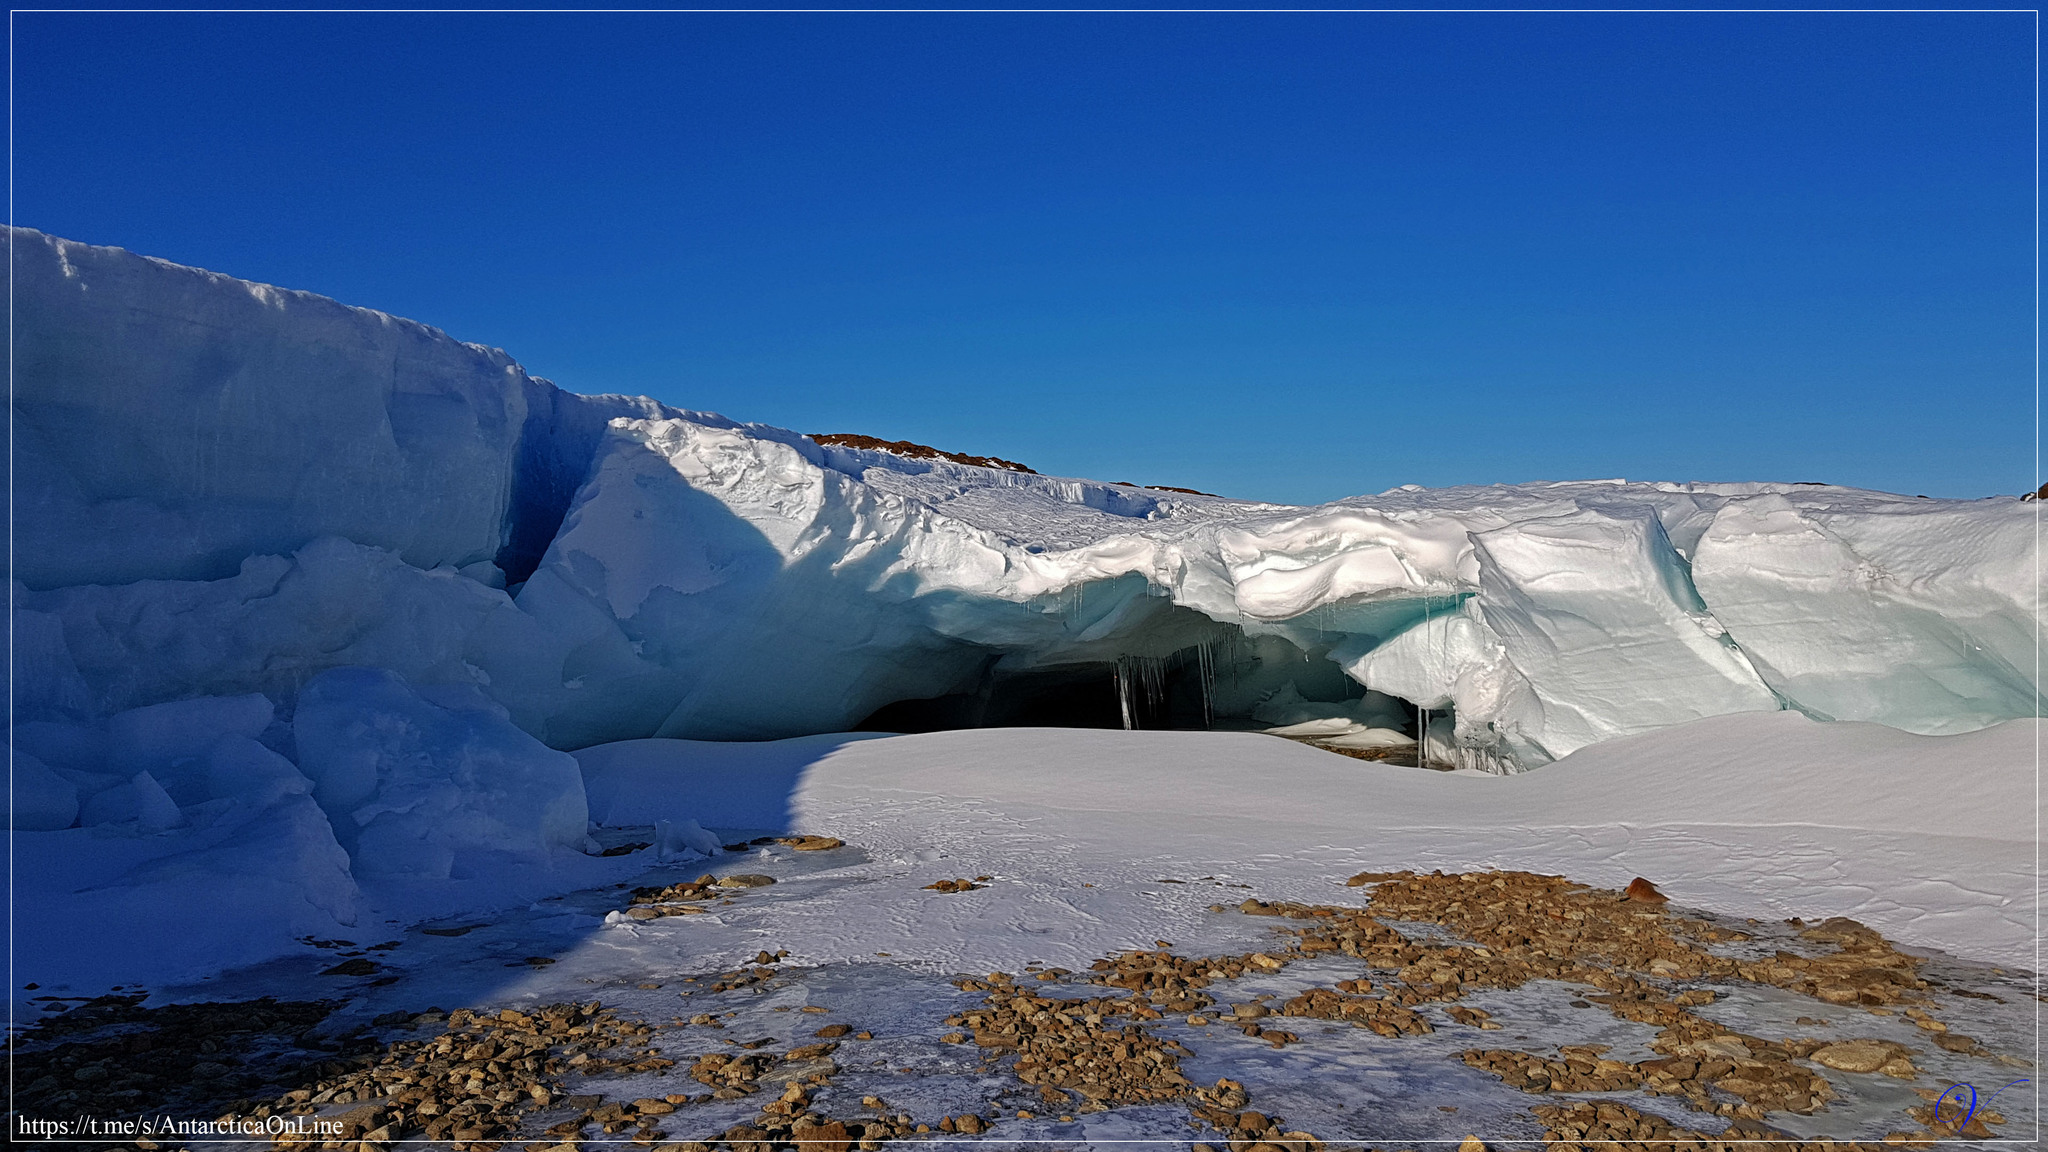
[1112,643,1219,731]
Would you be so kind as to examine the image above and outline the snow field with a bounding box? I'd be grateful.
[38,716,2024,1151]
[7,227,2043,1142]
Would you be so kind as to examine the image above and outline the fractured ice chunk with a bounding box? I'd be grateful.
[107,693,274,775]
[78,770,187,832]
[202,736,316,809]
[7,751,79,830]
[655,817,722,861]
[11,719,110,776]
[293,666,593,877]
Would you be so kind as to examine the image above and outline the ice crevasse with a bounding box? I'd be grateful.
[11,226,2041,780]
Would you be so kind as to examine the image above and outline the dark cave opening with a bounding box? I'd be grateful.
[855,636,1417,736]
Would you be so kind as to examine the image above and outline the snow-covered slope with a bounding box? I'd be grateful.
[577,711,2042,971]
[11,228,2041,769]
[21,714,2038,996]
[8,229,2040,995]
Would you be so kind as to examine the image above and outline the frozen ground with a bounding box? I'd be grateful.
[9,227,2044,1150]
[15,716,2039,1148]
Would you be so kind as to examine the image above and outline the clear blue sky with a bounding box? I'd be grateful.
[13,11,2036,504]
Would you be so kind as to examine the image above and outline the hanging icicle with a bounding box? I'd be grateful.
[1418,593,1432,768]
[1113,654,1173,730]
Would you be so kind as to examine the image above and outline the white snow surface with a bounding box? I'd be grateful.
[565,714,2040,974]
[8,230,2044,1009]
[19,713,2035,1010]
[68,718,2011,1151]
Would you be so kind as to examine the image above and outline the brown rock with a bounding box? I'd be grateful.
[1623,877,1668,904]
[1811,1039,1894,1073]
[923,879,986,893]
[802,1120,852,1151]
[780,836,844,852]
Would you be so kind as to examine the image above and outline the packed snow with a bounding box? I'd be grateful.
[6,225,2041,1145]
[564,714,2041,974]
[15,718,2040,1146]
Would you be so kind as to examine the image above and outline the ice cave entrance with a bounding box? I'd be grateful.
[853,608,1420,741]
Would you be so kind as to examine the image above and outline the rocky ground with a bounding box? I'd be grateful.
[10,846,2038,1152]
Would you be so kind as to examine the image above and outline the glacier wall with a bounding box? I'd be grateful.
[12,228,2043,783]
[15,230,532,588]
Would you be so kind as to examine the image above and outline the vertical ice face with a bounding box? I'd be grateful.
[1326,507,1786,770]
[8,228,2039,766]
[1464,508,1782,759]
[12,537,537,716]
[509,417,1031,743]
[10,228,534,588]
[1691,495,2045,734]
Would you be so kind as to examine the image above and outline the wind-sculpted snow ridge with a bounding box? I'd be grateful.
[504,415,2040,761]
[11,227,2042,772]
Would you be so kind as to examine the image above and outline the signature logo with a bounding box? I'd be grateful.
[1934,1078,2031,1130]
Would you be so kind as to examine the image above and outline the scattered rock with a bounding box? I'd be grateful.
[1532,1099,1890,1152]
[923,878,986,893]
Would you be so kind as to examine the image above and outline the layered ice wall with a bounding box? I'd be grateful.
[12,228,2043,782]
[15,230,532,588]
